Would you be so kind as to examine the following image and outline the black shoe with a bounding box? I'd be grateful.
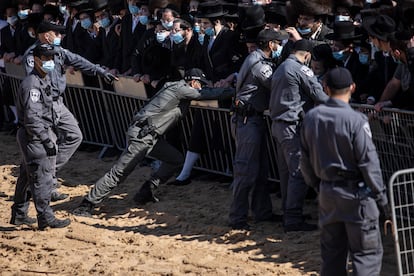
[51,192,69,202]
[10,216,37,226]
[256,213,283,223]
[167,178,192,186]
[229,222,250,230]
[134,180,159,205]
[284,222,318,233]
[38,218,71,230]
[73,199,95,217]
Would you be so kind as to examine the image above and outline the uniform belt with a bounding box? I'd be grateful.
[52,96,60,101]
[234,108,263,117]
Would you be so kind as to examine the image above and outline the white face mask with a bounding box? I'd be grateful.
[7,16,18,26]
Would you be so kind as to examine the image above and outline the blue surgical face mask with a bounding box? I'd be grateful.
[198,33,205,45]
[156,32,168,43]
[99,17,111,28]
[193,25,200,33]
[128,4,140,15]
[204,27,214,36]
[172,32,184,44]
[272,45,283,59]
[161,20,173,29]
[139,15,148,25]
[7,16,18,26]
[59,5,68,15]
[335,15,351,22]
[18,9,29,20]
[41,60,55,72]
[358,53,369,64]
[297,27,312,35]
[80,18,93,29]
[333,50,346,61]
[53,37,61,46]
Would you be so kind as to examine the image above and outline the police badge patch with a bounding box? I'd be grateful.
[30,89,41,103]
[260,64,273,79]
[363,122,372,138]
[300,65,314,77]
[27,55,34,68]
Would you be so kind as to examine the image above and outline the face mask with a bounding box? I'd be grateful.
[7,16,18,26]
[156,32,168,43]
[172,32,184,44]
[99,17,111,28]
[198,33,205,45]
[335,15,351,22]
[28,30,36,38]
[366,0,373,3]
[204,27,214,36]
[297,27,312,35]
[272,45,283,59]
[59,5,68,15]
[41,60,55,72]
[128,4,140,15]
[80,18,93,29]
[193,25,200,33]
[161,20,173,29]
[333,50,346,61]
[358,53,369,64]
[139,15,148,25]
[53,37,61,46]
[18,9,29,20]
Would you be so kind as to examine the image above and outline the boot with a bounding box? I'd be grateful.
[51,191,69,202]
[133,178,160,205]
[38,216,71,230]
[72,198,95,217]
[10,214,37,226]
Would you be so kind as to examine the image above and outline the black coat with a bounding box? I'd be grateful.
[0,25,17,56]
[171,33,203,76]
[96,18,121,70]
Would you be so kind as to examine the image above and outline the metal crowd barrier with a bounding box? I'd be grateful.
[2,69,414,185]
[388,168,414,276]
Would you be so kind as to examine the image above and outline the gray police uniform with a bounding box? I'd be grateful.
[269,54,328,226]
[17,41,109,191]
[12,70,57,223]
[229,49,275,226]
[300,98,387,276]
[85,80,234,204]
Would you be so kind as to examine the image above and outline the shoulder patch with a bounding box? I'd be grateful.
[26,55,34,68]
[30,89,41,103]
[259,64,273,79]
[300,65,314,77]
[363,122,372,138]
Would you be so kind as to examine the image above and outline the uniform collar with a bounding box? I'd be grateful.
[326,97,352,108]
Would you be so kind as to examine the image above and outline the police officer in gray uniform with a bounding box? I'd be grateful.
[18,21,117,201]
[228,29,288,230]
[300,67,389,275]
[11,44,71,230]
[74,68,234,216]
[269,39,328,232]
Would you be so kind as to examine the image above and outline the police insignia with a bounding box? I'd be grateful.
[30,89,41,103]
[363,122,372,138]
[27,56,34,68]
[300,65,314,77]
[260,65,273,78]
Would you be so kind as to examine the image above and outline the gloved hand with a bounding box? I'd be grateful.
[103,72,118,84]
[42,139,57,156]
[379,203,392,221]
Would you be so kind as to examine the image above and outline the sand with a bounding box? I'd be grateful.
[0,132,397,275]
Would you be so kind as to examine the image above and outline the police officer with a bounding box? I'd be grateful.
[269,39,328,232]
[18,21,118,202]
[300,67,389,275]
[11,44,71,230]
[74,68,234,216]
[228,29,288,230]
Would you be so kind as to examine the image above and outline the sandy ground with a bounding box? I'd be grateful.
[0,132,398,275]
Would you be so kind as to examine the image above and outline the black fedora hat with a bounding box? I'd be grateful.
[89,0,108,12]
[325,21,363,40]
[198,1,228,18]
[362,14,395,41]
[265,1,287,26]
[241,5,265,31]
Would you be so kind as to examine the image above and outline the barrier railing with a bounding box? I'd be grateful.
[388,168,414,276]
[2,70,414,185]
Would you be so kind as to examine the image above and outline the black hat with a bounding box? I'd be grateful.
[325,21,363,40]
[33,43,58,58]
[362,15,395,41]
[37,21,66,33]
[293,39,314,52]
[241,5,265,31]
[69,0,89,8]
[27,13,44,30]
[223,2,239,19]
[89,0,108,12]
[265,1,287,26]
[184,68,209,85]
[198,1,228,18]
[325,67,354,89]
[290,0,332,16]
[257,29,289,42]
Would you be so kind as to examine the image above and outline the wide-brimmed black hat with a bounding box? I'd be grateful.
[241,5,265,31]
[325,21,363,40]
[198,1,228,18]
[362,14,395,41]
[223,2,239,19]
[89,0,108,12]
[265,1,287,26]
[37,20,66,33]
[290,0,332,16]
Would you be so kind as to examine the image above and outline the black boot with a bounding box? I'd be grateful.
[72,198,95,217]
[51,191,69,202]
[38,216,71,230]
[134,178,160,205]
[10,214,37,226]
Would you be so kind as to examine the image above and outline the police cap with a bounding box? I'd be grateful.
[184,68,210,85]
[33,44,58,58]
[37,21,66,34]
[256,29,289,43]
[325,67,354,90]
